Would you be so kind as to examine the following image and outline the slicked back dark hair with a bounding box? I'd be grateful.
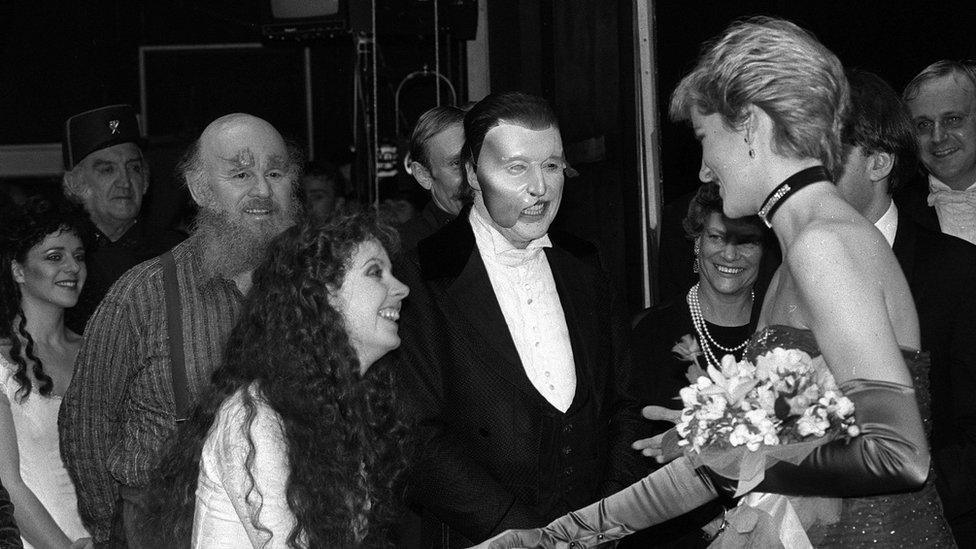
[408,106,465,170]
[843,69,919,195]
[461,91,559,171]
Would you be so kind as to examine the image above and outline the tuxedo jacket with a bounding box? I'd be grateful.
[892,215,976,524]
[894,174,941,234]
[393,209,643,546]
[398,200,456,252]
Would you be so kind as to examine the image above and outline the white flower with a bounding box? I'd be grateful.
[729,424,751,446]
[797,410,829,437]
[729,424,764,451]
[672,334,703,363]
[679,386,699,407]
[834,396,855,418]
[745,408,769,426]
[701,396,728,421]
[787,393,815,416]
[755,385,777,413]
[720,354,743,377]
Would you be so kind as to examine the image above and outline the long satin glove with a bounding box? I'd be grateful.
[755,378,929,497]
[472,457,719,549]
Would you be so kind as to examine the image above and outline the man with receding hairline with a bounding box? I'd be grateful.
[840,69,976,546]
[59,113,300,546]
[399,105,470,249]
[900,60,976,245]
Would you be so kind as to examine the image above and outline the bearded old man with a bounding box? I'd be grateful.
[58,113,301,546]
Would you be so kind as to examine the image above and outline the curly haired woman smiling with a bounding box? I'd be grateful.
[146,213,412,548]
[1,197,92,548]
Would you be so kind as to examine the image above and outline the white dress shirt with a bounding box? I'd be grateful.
[470,207,577,412]
[927,175,976,245]
[875,200,898,248]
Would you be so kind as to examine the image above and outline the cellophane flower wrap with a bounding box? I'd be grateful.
[676,346,859,497]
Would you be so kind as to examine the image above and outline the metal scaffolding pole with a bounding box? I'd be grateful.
[633,0,662,308]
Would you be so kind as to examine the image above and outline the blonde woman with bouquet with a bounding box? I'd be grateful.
[474,16,954,548]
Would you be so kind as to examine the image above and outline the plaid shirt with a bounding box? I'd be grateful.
[0,477,21,548]
[58,236,243,543]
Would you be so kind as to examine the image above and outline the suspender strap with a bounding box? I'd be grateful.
[161,251,190,421]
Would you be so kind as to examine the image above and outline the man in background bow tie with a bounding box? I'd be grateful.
[839,69,976,546]
[393,91,643,548]
[900,60,976,245]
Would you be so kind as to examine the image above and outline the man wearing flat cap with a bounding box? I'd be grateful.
[61,104,183,333]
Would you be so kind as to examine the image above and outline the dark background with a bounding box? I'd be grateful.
[2,0,974,312]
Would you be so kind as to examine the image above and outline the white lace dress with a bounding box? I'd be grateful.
[0,354,89,548]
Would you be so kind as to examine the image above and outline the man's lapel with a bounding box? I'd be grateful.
[418,209,542,398]
[447,250,523,370]
[891,211,918,287]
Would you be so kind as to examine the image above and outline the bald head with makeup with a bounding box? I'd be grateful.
[179,113,301,292]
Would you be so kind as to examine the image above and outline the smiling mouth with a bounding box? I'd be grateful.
[522,203,546,216]
[378,308,400,322]
[243,207,273,215]
[714,264,744,275]
[930,147,959,159]
[55,280,79,289]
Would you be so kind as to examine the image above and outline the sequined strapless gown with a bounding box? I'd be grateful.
[745,326,955,548]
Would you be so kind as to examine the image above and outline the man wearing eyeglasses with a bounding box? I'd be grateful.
[901,60,976,246]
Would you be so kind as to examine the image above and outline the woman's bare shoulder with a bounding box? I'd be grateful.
[786,218,884,272]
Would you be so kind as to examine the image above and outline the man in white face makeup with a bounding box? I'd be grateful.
[394,92,642,547]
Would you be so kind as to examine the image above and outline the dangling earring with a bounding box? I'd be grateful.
[693,238,701,274]
[744,136,755,159]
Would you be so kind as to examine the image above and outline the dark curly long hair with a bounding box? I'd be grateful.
[145,212,414,548]
[0,196,89,402]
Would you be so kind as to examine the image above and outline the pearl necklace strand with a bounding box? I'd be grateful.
[687,282,753,368]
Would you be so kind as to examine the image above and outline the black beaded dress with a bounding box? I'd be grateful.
[745,325,956,548]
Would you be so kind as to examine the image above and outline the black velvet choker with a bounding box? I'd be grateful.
[757,166,831,227]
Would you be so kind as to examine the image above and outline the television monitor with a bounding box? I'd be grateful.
[262,0,478,41]
[271,0,339,19]
[262,0,349,41]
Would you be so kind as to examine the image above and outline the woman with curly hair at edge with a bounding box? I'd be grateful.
[144,212,411,548]
[0,197,92,548]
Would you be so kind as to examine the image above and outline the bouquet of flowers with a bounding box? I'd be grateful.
[671,335,860,547]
